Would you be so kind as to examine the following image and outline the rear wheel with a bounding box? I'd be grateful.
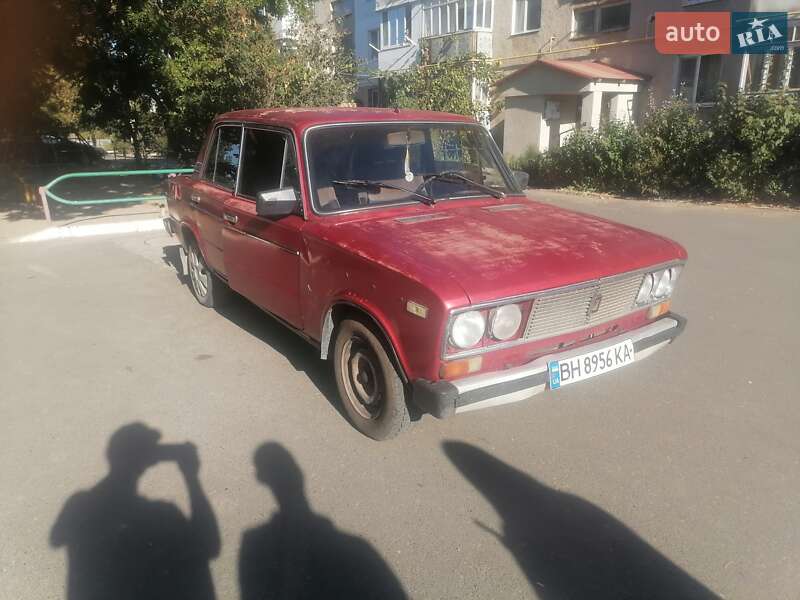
[187,242,225,308]
[333,319,411,440]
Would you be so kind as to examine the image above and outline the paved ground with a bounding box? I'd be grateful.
[1,190,799,599]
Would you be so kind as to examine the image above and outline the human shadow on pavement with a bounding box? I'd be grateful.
[239,442,407,600]
[50,423,220,600]
[443,441,720,600]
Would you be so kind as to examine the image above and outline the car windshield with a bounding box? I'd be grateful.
[306,122,519,213]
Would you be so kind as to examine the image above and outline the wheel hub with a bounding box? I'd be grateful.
[342,337,383,419]
[188,247,209,298]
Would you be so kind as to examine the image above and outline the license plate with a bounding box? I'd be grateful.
[548,340,635,390]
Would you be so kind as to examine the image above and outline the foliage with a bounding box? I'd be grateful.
[706,90,800,201]
[637,99,711,195]
[384,54,498,120]
[159,0,279,158]
[62,0,353,161]
[510,91,800,204]
[38,66,83,135]
[508,147,552,187]
[260,21,357,109]
[0,2,82,137]
[70,0,265,159]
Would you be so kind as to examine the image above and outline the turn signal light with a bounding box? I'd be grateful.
[440,356,483,379]
[647,300,671,319]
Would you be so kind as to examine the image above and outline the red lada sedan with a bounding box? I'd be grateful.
[165,108,686,440]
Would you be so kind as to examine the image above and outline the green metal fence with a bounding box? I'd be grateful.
[39,168,194,221]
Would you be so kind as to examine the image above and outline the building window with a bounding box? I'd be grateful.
[367,87,381,107]
[677,55,722,104]
[512,0,541,34]
[368,28,379,62]
[423,0,492,37]
[381,5,412,48]
[742,21,800,92]
[475,0,492,29]
[790,47,800,89]
[573,3,630,36]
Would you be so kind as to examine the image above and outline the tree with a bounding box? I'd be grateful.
[261,20,357,109]
[163,12,356,158]
[0,1,81,138]
[384,53,498,120]
[70,0,275,160]
[67,0,354,160]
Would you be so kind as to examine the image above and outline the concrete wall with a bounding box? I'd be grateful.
[491,0,779,111]
[503,95,545,158]
[354,0,382,70]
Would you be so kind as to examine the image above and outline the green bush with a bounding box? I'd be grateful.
[511,91,800,204]
[508,147,554,187]
[637,99,711,196]
[707,91,800,201]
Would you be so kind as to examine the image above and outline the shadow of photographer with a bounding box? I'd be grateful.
[50,423,220,600]
[239,442,407,600]
[444,441,720,600]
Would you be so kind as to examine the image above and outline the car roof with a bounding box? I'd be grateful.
[215,107,476,132]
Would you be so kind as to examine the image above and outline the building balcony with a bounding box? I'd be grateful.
[420,30,493,62]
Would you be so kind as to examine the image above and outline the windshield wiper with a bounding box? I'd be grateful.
[422,171,506,199]
[331,179,436,206]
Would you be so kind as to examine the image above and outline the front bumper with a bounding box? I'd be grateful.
[412,313,686,419]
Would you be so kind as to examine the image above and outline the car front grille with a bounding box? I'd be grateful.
[523,272,645,341]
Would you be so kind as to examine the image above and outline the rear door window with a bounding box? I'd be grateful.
[203,125,242,191]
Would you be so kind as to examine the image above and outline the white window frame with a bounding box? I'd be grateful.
[572,2,631,37]
[739,21,800,93]
[381,5,412,49]
[511,0,541,35]
[675,54,722,105]
[423,0,493,38]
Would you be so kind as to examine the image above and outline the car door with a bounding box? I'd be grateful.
[222,127,305,328]
[187,124,242,275]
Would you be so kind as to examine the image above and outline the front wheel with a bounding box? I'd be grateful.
[333,319,411,440]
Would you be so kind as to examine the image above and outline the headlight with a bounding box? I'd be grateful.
[654,266,681,298]
[636,265,682,306]
[450,311,485,348]
[489,304,522,341]
[635,272,655,305]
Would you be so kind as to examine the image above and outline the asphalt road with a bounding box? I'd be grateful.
[1,191,799,599]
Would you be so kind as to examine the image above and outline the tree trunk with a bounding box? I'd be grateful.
[131,130,143,165]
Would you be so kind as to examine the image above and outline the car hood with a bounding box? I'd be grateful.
[328,200,686,305]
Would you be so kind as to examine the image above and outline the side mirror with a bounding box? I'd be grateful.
[256,187,298,218]
[512,170,530,189]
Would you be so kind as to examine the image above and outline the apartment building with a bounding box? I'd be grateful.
[493,0,799,157]
[310,0,799,157]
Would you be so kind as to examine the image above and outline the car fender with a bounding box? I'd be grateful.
[178,219,212,265]
[320,294,410,383]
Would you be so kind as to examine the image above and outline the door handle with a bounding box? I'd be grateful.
[223,213,238,224]
[189,195,201,205]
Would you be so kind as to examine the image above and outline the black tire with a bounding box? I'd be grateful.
[333,318,411,440]
[186,241,226,308]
